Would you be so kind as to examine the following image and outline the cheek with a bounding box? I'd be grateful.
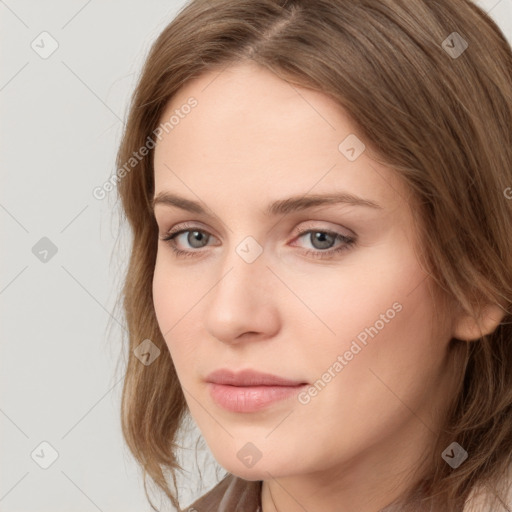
[152,259,175,333]
[290,241,440,396]
[299,264,442,429]
[289,282,441,464]
[283,241,425,348]
[152,256,200,361]
[152,252,201,325]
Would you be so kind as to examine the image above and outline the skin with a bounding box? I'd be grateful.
[151,62,503,512]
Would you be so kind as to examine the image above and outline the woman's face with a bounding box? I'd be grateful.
[152,62,458,487]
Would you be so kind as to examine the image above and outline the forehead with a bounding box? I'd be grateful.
[155,61,355,161]
[163,61,330,116]
[153,62,410,215]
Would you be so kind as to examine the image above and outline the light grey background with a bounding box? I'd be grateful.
[1,1,511,511]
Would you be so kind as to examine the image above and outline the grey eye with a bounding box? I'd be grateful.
[307,231,336,250]
[186,230,209,248]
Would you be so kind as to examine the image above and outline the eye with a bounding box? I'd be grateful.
[299,230,337,250]
[292,227,356,260]
[172,229,209,249]
[159,223,357,260]
[159,223,215,258]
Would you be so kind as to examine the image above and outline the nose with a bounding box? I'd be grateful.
[203,241,280,345]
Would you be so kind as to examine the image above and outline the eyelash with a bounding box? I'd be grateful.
[159,222,356,260]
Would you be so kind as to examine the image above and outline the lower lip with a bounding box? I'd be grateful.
[207,383,308,413]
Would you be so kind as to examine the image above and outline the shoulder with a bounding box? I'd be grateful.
[463,464,512,512]
[183,473,262,512]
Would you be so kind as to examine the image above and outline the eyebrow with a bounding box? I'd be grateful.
[152,191,383,215]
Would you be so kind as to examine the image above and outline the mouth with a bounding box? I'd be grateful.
[205,368,308,387]
[205,368,309,413]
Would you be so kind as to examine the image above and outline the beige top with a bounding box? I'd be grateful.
[185,474,262,512]
[185,472,512,512]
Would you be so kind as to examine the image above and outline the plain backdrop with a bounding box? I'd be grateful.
[1,1,511,511]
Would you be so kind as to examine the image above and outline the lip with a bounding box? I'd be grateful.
[205,368,307,387]
[205,369,308,413]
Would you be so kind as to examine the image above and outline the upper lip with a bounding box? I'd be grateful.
[205,369,307,387]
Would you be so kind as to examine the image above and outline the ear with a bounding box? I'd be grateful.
[452,303,507,342]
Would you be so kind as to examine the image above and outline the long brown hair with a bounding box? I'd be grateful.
[112,0,512,510]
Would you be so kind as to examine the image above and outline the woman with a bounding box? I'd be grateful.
[114,0,512,510]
